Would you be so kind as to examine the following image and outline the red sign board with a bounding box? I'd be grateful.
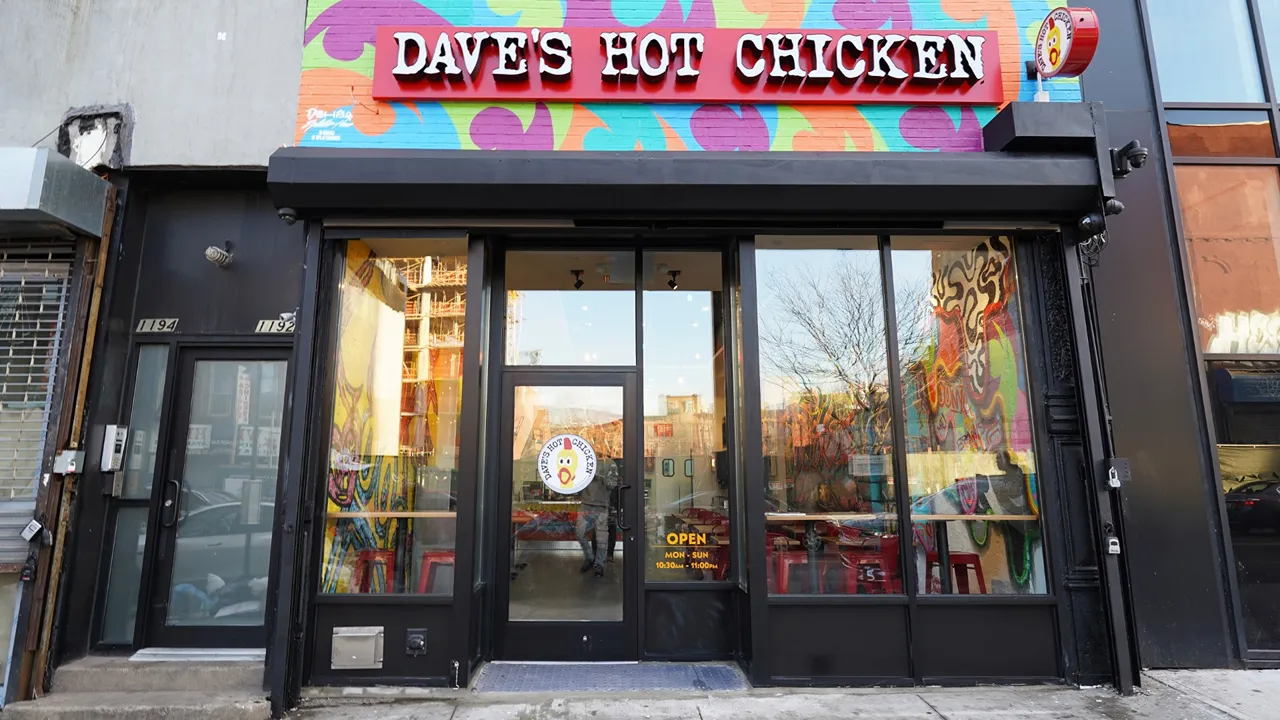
[373,27,1003,105]
[1033,7,1099,79]
[654,423,674,437]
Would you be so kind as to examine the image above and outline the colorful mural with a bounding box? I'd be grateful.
[322,242,467,594]
[899,236,1044,593]
[323,242,413,592]
[297,0,1081,151]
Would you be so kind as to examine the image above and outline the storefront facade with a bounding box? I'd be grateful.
[37,2,1198,717]
[249,1,1134,712]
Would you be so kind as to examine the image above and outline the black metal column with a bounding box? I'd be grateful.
[1063,239,1139,694]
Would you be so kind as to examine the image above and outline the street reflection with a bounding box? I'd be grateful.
[1211,361,1280,649]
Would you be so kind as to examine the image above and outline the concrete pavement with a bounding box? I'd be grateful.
[292,670,1280,719]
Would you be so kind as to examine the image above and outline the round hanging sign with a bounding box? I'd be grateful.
[1034,7,1100,79]
[537,434,598,495]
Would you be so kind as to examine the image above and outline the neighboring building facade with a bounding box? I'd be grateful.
[0,0,1276,717]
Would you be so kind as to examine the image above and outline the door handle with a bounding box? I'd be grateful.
[161,478,181,528]
[616,484,632,531]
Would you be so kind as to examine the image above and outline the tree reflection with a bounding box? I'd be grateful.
[758,253,929,512]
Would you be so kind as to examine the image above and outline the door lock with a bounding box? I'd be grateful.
[1106,536,1121,555]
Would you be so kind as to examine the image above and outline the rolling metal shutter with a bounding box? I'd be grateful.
[0,240,75,566]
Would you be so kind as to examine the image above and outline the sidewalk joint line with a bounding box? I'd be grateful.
[917,692,949,719]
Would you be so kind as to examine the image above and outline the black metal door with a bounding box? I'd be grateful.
[494,370,642,660]
[145,346,291,647]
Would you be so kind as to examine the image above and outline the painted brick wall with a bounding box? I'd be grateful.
[296,0,1079,151]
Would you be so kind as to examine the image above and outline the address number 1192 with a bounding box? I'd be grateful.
[255,319,296,333]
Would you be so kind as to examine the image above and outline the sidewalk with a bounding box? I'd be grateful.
[292,669,1280,719]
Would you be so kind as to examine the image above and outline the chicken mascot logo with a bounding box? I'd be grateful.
[1045,18,1063,70]
[556,437,578,487]
[537,433,598,495]
[1035,7,1084,79]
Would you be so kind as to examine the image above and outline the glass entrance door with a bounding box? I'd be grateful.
[496,373,640,660]
[145,348,289,647]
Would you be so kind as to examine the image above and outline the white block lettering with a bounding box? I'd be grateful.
[600,32,639,77]
[736,33,765,79]
[948,34,986,80]
[425,32,462,76]
[806,34,834,80]
[491,32,529,77]
[867,34,908,79]
[638,33,669,78]
[455,31,490,78]
[539,31,572,77]
[392,31,428,76]
[908,34,948,80]
[835,35,865,80]
[766,33,807,79]
[671,32,704,78]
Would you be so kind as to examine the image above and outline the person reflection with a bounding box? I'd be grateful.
[576,455,618,577]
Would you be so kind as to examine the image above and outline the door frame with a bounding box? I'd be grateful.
[493,370,643,661]
[134,342,293,649]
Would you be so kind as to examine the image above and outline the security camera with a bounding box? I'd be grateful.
[1111,140,1150,178]
[1078,212,1105,234]
[278,207,299,225]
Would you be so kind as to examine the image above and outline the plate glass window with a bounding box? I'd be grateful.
[1177,166,1280,354]
[320,238,467,595]
[754,236,902,595]
[505,251,637,367]
[892,236,1048,595]
[1148,0,1264,102]
[642,252,728,582]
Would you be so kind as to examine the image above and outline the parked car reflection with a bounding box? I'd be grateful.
[1227,480,1280,534]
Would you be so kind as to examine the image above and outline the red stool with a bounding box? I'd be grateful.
[354,549,396,593]
[418,551,456,593]
[841,537,902,594]
[925,551,987,594]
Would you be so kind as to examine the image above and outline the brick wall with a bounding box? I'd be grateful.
[296,0,1080,151]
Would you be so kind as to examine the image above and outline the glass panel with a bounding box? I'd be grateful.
[505,250,636,366]
[642,252,727,582]
[166,359,286,625]
[1210,359,1280,649]
[1149,0,1263,102]
[755,236,901,595]
[1257,1,1280,95]
[509,386,624,621]
[1177,166,1280,354]
[99,508,148,643]
[1167,110,1275,158]
[321,239,467,594]
[893,236,1048,595]
[122,346,169,498]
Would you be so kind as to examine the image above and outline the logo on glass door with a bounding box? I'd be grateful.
[537,435,597,495]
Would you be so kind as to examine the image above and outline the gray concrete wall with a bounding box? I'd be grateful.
[0,0,305,167]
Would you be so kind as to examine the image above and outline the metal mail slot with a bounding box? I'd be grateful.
[331,626,384,670]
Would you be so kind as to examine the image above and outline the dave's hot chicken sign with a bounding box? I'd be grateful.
[372,27,1003,105]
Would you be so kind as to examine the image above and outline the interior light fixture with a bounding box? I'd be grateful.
[571,269,585,290]
[667,270,681,290]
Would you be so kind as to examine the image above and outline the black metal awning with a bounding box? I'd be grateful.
[266,102,1112,221]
